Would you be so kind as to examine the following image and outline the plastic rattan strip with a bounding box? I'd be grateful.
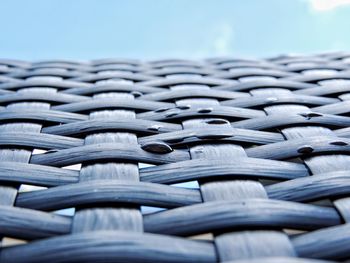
[1,52,350,262]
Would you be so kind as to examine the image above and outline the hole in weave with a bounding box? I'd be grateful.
[19,184,47,193]
[54,207,75,216]
[283,228,306,237]
[285,157,305,164]
[1,237,27,247]
[197,108,213,114]
[330,140,349,146]
[205,119,229,125]
[171,181,199,189]
[308,199,333,207]
[138,162,155,169]
[259,178,282,186]
[189,233,214,241]
[141,206,165,215]
[62,163,82,171]
[333,111,350,118]
[32,149,47,155]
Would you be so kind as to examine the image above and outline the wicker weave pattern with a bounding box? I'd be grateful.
[1,53,350,262]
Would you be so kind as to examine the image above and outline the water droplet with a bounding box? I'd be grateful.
[154,107,169,113]
[175,105,191,110]
[44,149,59,154]
[197,134,232,140]
[147,125,162,132]
[299,112,323,119]
[206,119,229,125]
[165,112,178,118]
[330,141,348,146]
[197,108,213,114]
[141,141,173,154]
[131,91,143,98]
[297,145,314,154]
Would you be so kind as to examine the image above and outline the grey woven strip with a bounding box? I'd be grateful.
[1,52,350,262]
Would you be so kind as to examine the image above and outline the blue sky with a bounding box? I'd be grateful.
[1,0,350,60]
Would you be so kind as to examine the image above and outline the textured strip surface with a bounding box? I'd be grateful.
[1,52,350,262]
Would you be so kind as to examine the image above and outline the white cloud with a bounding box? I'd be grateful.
[307,0,350,11]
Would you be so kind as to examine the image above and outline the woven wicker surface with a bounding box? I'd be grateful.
[1,53,350,262]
